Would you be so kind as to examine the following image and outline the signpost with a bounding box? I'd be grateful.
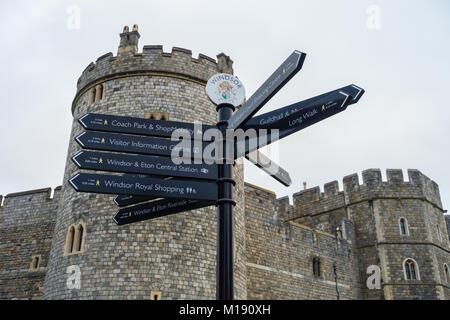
[246,150,292,187]
[114,194,156,207]
[206,73,246,301]
[68,49,365,301]
[69,173,218,200]
[75,130,215,160]
[241,84,364,135]
[72,150,218,180]
[113,198,214,225]
[227,50,306,130]
[113,174,164,206]
[79,113,215,140]
[235,84,365,157]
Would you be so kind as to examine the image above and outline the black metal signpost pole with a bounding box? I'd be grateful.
[216,103,236,301]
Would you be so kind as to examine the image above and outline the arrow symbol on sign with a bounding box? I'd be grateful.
[75,132,86,147]
[69,174,80,191]
[339,91,350,108]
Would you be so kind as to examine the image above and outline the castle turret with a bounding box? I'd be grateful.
[291,169,450,300]
[118,24,140,55]
[43,26,247,299]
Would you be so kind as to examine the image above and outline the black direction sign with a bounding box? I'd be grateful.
[75,131,216,160]
[227,50,306,130]
[246,151,292,187]
[69,173,218,201]
[113,198,214,225]
[114,194,156,207]
[114,174,161,207]
[235,84,365,157]
[79,113,215,140]
[72,151,218,180]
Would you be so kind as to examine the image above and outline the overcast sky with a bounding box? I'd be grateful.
[1,0,449,211]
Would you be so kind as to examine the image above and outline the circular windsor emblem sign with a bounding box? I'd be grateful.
[206,73,245,107]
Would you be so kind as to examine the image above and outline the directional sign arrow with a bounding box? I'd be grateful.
[227,50,306,130]
[113,198,214,225]
[69,173,218,201]
[235,84,365,158]
[246,150,292,186]
[72,150,218,180]
[75,131,216,160]
[79,113,215,140]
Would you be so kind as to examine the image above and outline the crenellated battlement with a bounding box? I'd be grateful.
[1,186,62,209]
[293,181,346,219]
[275,196,293,221]
[292,169,443,219]
[343,168,442,209]
[73,29,231,114]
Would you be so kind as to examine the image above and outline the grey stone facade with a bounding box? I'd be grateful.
[0,26,449,300]
[0,188,61,299]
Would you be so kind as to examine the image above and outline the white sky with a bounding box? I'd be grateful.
[0,0,449,212]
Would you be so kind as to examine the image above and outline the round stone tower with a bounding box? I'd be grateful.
[43,25,246,299]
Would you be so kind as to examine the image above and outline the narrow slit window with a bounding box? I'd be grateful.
[30,255,41,271]
[399,217,408,236]
[312,257,321,278]
[77,224,84,252]
[67,226,75,254]
[444,264,449,283]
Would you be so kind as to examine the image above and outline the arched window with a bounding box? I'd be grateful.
[398,217,409,236]
[150,291,162,300]
[403,258,420,280]
[64,222,85,256]
[99,84,104,100]
[65,225,75,254]
[88,84,105,105]
[76,224,84,252]
[144,112,169,121]
[444,264,449,283]
[312,257,321,278]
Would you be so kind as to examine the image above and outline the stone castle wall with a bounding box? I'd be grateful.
[244,183,360,299]
[1,169,449,299]
[0,187,61,299]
